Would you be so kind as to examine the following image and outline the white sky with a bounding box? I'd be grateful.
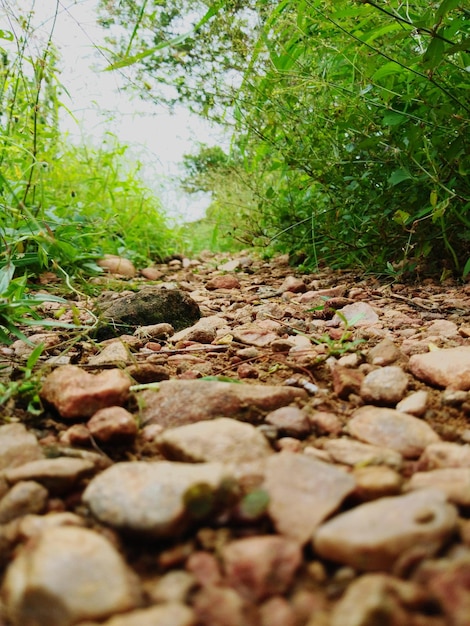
[1,0,225,221]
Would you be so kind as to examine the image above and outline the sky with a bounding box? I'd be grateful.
[1,0,225,222]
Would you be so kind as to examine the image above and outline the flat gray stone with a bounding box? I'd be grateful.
[83,461,233,537]
[1,526,141,626]
[263,451,356,544]
[409,346,470,390]
[139,380,307,428]
[314,489,457,571]
[348,406,440,458]
[360,366,408,405]
[0,481,48,524]
[157,417,272,463]
[4,458,95,494]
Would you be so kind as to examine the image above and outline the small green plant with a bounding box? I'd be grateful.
[308,307,365,356]
[0,341,44,413]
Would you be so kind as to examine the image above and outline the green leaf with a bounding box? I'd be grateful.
[372,62,403,81]
[388,168,414,186]
[422,37,445,68]
[436,0,462,21]
[463,257,470,280]
[0,29,14,41]
[382,111,406,126]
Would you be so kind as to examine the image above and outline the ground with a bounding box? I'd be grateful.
[0,251,470,626]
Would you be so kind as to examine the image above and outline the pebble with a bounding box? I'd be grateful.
[191,585,247,626]
[259,596,297,626]
[331,302,379,327]
[232,320,281,347]
[348,406,440,458]
[0,423,43,471]
[138,379,307,428]
[157,417,272,463]
[360,366,408,405]
[145,570,196,604]
[97,254,136,277]
[83,461,233,537]
[2,526,141,626]
[263,451,356,544]
[87,341,130,365]
[313,489,457,571]
[221,535,302,601]
[0,481,48,524]
[309,411,343,435]
[87,407,138,443]
[4,458,95,494]
[206,275,241,290]
[406,468,470,506]
[40,365,131,419]
[367,338,401,366]
[264,406,311,436]
[352,466,403,501]
[408,346,470,390]
[331,365,364,399]
[419,442,470,469]
[322,438,403,469]
[425,556,470,626]
[396,390,428,416]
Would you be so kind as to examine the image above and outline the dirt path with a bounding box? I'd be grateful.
[0,252,470,626]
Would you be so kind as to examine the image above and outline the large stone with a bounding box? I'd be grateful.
[221,535,302,601]
[0,423,43,471]
[139,380,308,428]
[409,346,470,390]
[40,365,131,419]
[405,468,470,506]
[323,439,402,469]
[360,366,409,405]
[4,458,95,494]
[83,461,233,537]
[313,489,457,571]
[1,526,141,626]
[96,288,201,339]
[348,406,440,458]
[157,418,272,463]
[263,451,356,544]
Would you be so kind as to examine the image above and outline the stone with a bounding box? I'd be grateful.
[406,468,470,506]
[186,551,222,588]
[309,411,343,435]
[331,302,379,327]
[367,338,401,366]
[232,320,281,347]
[145,570,196,604]
[192,585,248,626]
[97,254,136,277]
[0,423,43,471]
[426,557,470,626]
[409,346,470,390]
[171,315,227,344]
[332,365,364,400]
[348,406,440,458]
[259,596,297,626]
[83,461,233,537]
[87,341,130,366]
[396,390,428,416]
[313,489,457,571]
[139,380,307,428]
[206,275,241,290]
[96,288,201,339]
[221,535,302,601]
[87,407,138,443]
[419,442,470,469]
[263,451,356,544]
[425,319,459,338]
[264,406,311,437]
[126,363,170,384]
[323,439,403,469]
[1,526,141,626]
[0,481,48,523]
[4,458,95,494]
[279,276,306,293]
[77,604,196,626]
[40,365,131,419]
[157,417,272,463]
[360,366,408,405]
[133,323,174,340]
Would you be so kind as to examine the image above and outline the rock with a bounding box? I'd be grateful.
[40,365,131,420]
[352,466,403,501]
[83,461,233,537]
[17,512,86,539]
[96,288,201,339]
[425,319,459,338]
[4,458,95,494]
[396,390,428,416]
[309,411,343,435]
[186,551,222,588]
[406,468,470,506]
[426,557,470,626]
[87,407,138,443]
[87,341,130,365]
[313,489,457,571]
[419,442,470,469]
[322,439,403,469]
[139,380,307,428]
[0,481,48,523]
[192,585,248,626]
[126,363,170,384]
[259,596,297,626]
[409,347,470,390]
[1,526,141,626]
[171,315,227,344]
[77,604,196,626]
[221,535,302,601]
[133,323,174,340]
[97,254,136,278]
[332,365,364,400]
[279,276,306,293]
[330,574,425,626]
[232,320,281,347]
[360,366,408,405]
[146,570,196,604]
[348,406,440,458]
[206,275,241,290]
[263,452,356,544]
[264,406,311,437]
[140,266,165,281]
[157,418,272,463]
[331,302,379,327]
[367,338,401,366]
[0,423,43,471]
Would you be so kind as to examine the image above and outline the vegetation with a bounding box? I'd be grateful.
[101,0,470,278]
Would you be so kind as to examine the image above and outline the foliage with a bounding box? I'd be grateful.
[0,341,43,413]
[233,0,470,276]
